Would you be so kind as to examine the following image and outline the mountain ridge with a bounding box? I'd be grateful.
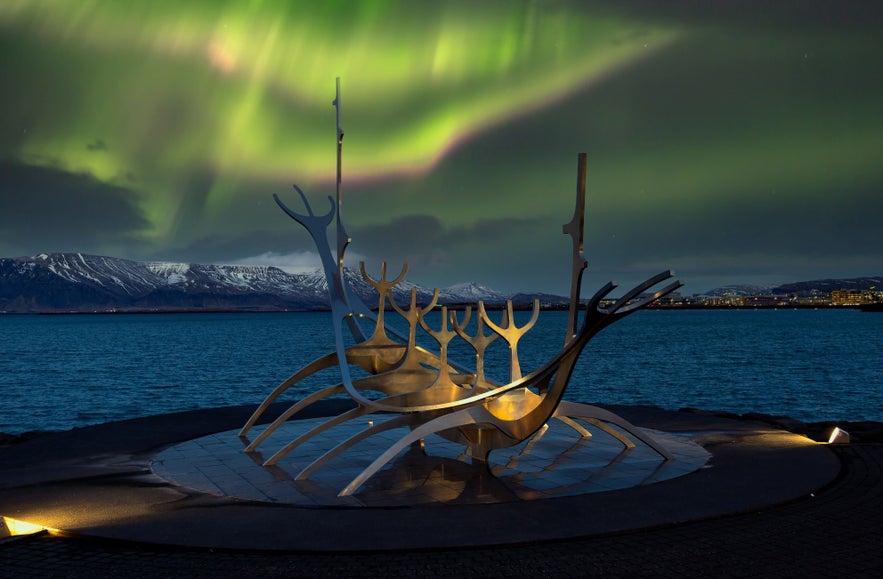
[1,253,879,313]
[0,253,519,313]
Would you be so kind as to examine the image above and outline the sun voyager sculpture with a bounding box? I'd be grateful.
[240,79,683,498]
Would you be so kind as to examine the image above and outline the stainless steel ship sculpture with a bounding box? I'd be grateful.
[241,79,683,497]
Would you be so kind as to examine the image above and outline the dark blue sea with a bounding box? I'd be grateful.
[1,310,880,434]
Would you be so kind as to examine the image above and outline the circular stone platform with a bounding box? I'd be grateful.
[151,416,710,507]
[0,403,841,551]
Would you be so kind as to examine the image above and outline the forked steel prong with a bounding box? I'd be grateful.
[479,299,540,382]
[418,305,463,391]
[359,261,409,346]
[273,187,334,229]
[451,306,499,391]
[388,287,440,372]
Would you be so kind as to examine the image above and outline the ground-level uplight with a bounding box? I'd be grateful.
[0,516,55,539]
[827,427,851,444]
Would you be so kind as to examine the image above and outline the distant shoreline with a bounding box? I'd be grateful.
[0,303,874,315]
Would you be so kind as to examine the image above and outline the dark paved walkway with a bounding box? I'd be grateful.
[2,430,881,577]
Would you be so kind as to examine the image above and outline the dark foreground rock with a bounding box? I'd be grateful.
[0,431,47,446]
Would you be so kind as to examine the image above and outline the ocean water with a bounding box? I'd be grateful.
[1,309,880,434]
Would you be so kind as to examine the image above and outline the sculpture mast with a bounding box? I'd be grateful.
[562,153,588,344]
[333,77,351,276]
[332,78,368,342]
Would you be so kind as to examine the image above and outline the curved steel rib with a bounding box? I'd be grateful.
[239,351,340,438]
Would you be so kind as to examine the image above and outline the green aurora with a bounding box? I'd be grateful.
[1,1,881,293]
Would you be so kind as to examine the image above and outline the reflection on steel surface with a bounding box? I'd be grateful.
[241,79,683,497]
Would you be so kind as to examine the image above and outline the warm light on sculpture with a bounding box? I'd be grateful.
[241,79,683,497]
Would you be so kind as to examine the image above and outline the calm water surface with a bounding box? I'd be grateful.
[1,310,880,434]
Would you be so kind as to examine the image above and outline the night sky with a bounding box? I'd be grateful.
[1,1,881,294]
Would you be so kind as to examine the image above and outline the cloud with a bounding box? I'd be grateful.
[343,213,557,290]
[0,160,148,252]
[450,217,544,245]
[601,184,881,260]
[354,214,544,256]
[86,139,108,152]
[353,215,448,263]
[349,214,548,278]
[591,0,883,30]
[227,250,322,274]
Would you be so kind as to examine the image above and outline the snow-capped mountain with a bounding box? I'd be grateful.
[772,277,883,295]
[438,282,508,304]
[0,253,518,313]
[704,277,883,297]
[703,284,777,297]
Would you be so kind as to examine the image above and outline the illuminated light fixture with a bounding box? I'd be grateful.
[0,516,54,538]
[827,427,851,444]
